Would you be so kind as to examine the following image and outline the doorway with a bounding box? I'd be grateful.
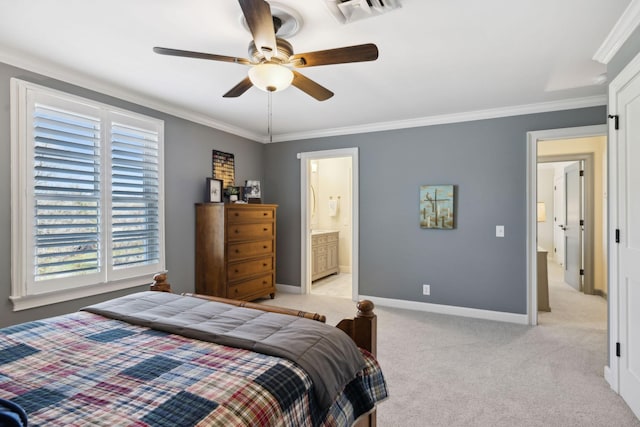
[298,148,359,301]
[526,125,607,326]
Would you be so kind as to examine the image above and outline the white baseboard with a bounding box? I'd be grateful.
[604,366,614,389]
[359,295,530,325]
[276,283,303,294]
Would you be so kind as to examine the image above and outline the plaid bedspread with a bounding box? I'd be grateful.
[0,312,387,427]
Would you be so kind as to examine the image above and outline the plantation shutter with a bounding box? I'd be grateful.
[32,104,102,282]
[110,119,160,269]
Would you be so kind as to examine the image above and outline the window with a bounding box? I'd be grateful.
[10,79,165,310]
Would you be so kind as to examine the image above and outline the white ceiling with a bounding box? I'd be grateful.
[0,0,633,142]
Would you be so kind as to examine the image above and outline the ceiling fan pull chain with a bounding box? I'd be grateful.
[268,91,273,143]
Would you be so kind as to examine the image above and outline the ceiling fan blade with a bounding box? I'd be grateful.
[223,77,254,98]
[290,43,379,68]
[238,0,277,59]
[153,47,251,65]
[291,71,334,101]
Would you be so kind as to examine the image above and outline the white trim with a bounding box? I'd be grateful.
[593,0,640,64]
[272,96,606,142]
[526,125,607,326]
[0,46,264,143]
[604,366,614,389]
[1,46,606,144]
[10,276,153,311]
[360,295,529,325]
[275,283,303,294]
[298,148,359,301]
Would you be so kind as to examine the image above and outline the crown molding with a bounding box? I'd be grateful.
[270,95,607,142]
[593,0,640,64]
[0,46,264,142]
[0,46,607,145]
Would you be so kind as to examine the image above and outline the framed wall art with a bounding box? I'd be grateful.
[206,178,223,203]
[420,185,455,229]
[212,150,235,189]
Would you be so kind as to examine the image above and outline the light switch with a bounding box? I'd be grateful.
[496,225,505,237]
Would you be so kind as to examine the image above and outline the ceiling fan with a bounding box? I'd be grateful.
[153,0,379,101]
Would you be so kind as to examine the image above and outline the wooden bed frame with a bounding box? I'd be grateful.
[150,272,378,427]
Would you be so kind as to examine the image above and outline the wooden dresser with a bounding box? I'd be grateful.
[195,203,277,301]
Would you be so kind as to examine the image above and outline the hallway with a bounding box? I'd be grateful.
[539,258,607,330]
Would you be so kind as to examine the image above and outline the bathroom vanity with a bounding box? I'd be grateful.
[311,230,339,281]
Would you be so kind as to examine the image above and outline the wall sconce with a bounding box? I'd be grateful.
[537,202,547,222]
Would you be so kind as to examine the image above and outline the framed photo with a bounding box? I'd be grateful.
[245,180,261,199]
[212,150,235,189]
[420,185,455,229]
[206,178,223,203]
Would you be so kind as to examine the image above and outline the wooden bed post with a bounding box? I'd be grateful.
[338,300,378,427]
[336,300,377,356]
[149,272,172,292]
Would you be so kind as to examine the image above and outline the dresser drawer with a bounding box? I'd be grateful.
[228,240,273,261]
[227,222,274,241]
[227,207,274,223]
[228,256,273,281]
[229,274,274,299]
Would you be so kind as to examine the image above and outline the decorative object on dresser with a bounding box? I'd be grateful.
[420,184,455,229]
[212,149,235,189]
[312,230,339,281]
[244,179,262,203]
[206,178,223,203]
[196,203,277,300]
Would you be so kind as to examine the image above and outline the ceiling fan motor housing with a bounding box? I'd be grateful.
[249,38,294,64]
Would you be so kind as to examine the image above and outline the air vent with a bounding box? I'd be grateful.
[324,0,401,24]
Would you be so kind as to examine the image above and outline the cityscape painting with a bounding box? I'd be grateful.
[420,185,455,229]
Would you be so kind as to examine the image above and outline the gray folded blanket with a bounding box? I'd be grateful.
[82,291,365,411]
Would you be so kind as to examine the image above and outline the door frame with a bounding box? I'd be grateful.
[526,124,606,326]
[298,147,359,300]
[538,154,595,295]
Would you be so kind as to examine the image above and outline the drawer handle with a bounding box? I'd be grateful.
[263,280,268,285]
[263,245,268,249]
[235,269,240,273]
[263,263,268,267]
[235,212,240,216]
[263,228,268,231]
[235,249,240,253]
[235,229,240,233]
[263,212,268,216]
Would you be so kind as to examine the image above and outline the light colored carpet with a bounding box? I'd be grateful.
[261,260,640,426]
[311,273,352,299]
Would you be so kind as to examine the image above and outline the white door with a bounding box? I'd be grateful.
[615,63,640,419]
[553,174,565,265]
[564,162,582,291]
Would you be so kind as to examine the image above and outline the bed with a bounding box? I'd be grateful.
[0,273,387,426]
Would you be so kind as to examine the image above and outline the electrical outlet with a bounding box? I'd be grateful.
[496,225,505,237]
[422,284,431,295]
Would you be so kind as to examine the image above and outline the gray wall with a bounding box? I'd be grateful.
[0,61,264,327]
[264,107,606,314]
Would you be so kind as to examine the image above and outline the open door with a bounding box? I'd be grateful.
[611,54,640,419]
[563,162,582,291]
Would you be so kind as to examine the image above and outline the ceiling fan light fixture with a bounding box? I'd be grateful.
[248,63,294,92]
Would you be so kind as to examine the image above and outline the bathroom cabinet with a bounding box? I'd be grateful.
[311,231,339,281]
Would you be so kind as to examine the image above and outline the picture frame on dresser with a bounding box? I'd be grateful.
[206,178,223,203]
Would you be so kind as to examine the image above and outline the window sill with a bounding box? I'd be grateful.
[10,276,155,311]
